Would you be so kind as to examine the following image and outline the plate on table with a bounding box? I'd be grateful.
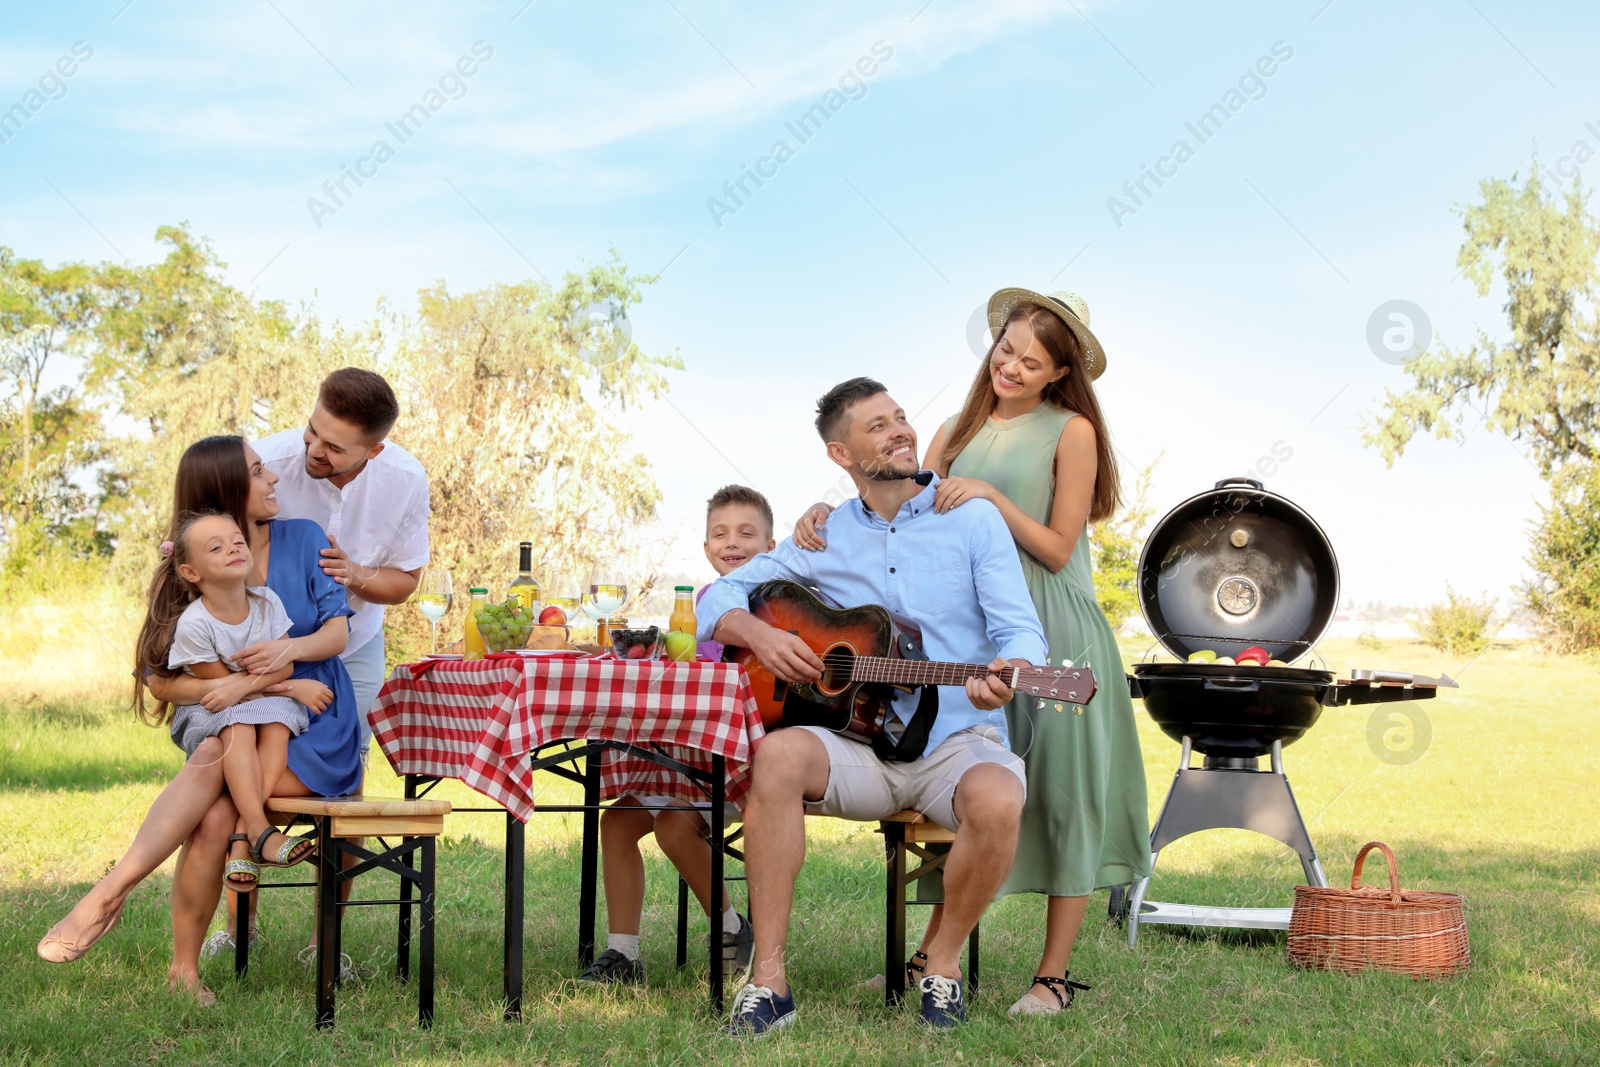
[509,648,584,658]
[422,652,463,660]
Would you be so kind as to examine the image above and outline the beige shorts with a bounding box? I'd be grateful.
[797,725,1026,832]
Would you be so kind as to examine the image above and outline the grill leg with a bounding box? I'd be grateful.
[884,821,908,1007]
[419,836,436,1029]
[315,821,339,1029]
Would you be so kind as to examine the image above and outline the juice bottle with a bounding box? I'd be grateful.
[464,587,489,660]
[508,542,540,613]
[666,586,698,662]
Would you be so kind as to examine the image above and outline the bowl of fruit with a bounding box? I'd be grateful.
[610,626,662,661]
[473,597,538,653]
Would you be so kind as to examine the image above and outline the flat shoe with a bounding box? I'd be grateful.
[37,896,127,964]
[1007,973,1090,1017]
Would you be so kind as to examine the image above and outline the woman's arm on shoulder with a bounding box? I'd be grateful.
[947,415,1095,573]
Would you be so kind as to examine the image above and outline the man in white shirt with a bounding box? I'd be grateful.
[254,367,431,756]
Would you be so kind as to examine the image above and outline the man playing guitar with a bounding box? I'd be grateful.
[698,377,1048,1035]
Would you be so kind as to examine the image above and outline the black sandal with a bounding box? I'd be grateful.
[906,950,928,987]
[1009,972,1091,1016]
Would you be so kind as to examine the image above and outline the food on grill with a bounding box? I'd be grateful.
[1266,659,1288,667]
[1187,649,1218,663]
[1236,645,1271,666]
[1214,656,1236,666]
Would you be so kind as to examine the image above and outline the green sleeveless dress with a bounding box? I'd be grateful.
[946,404,1152,896]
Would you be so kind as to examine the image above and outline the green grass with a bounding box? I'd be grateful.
[1,637,1596,1065]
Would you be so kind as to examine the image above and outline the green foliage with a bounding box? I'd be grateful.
[1091,455,1158,631]
[1413,585,1497,657]
[1356,630,1389,650]
[1364,159,1600,475]
[1521,458,1600,651]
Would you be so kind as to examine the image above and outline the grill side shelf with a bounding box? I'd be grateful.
[1325,681,1439,707]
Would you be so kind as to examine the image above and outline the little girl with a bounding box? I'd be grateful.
[135,510,319,890]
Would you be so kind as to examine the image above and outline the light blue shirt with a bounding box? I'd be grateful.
[697,473,1048,755]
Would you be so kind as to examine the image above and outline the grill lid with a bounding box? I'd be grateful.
[1136,477,1339,665]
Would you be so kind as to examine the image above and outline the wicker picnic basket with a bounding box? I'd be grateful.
[1287,841,1469,979]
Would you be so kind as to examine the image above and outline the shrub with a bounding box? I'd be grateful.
[1521,459,1600,652]
[1413,586,1497,657]
[1356,630,1387,650]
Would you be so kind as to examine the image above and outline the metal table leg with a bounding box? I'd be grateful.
[504,810,525,1018]
[884,820,908,1006]
[578,747,601,967]
[314,818,339,1029]
[709,754,726,1014]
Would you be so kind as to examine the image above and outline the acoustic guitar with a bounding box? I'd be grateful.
[724,580,1096,743]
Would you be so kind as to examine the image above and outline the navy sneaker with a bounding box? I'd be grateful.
[722,913,755,983]
[723,982,797,1038]
[918,973,967,1028]
[578,948,645,985]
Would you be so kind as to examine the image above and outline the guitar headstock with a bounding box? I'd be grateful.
[1014,665,1096,706]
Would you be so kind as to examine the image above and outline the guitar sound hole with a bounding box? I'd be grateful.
[819,645,855,695]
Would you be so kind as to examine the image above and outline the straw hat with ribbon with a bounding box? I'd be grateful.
[986,288,1107,380]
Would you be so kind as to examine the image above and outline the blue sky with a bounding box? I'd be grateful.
[3,0,1593,611]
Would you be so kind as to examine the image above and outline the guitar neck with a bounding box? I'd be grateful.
[850,657,1012,689]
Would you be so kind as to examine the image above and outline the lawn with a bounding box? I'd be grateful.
[1,611,1596,1066]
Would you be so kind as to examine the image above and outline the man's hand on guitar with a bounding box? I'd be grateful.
[749,623,825,684]
[967,657,1023,711]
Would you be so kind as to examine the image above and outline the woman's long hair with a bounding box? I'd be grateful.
[939,302,1122,524]
[130,435,253,725]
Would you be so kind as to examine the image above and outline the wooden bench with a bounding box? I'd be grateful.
[239,795,452,1029]
[673,809,978,1005]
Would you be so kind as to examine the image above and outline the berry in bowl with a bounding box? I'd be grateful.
[610,626,662,660]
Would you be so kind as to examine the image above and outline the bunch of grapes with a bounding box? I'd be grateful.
[474,596,537,652]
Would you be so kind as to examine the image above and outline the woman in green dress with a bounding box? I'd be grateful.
[795,288,1150,1016]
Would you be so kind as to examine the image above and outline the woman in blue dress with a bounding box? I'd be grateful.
[37,435,362,1004]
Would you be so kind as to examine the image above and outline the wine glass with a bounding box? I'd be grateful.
[412,566,454,653]
[585,557,628,646]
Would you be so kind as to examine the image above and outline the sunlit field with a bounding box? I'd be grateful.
[2,598,1595,1065]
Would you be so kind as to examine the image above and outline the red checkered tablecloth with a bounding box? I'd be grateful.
[368,652,764,821]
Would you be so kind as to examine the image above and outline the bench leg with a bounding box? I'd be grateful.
[419,835,436,1029]
[235,888,252,979]
[967,923,979,1001]
[315,823,339,1029]
[675,876,689,971]
[884,822,908,1007]
[504,812,524,1020]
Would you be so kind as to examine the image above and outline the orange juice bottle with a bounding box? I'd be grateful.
[666,586,698,662]
[464,587,489,660]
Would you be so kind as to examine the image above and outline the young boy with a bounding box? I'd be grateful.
[579,485,777,986]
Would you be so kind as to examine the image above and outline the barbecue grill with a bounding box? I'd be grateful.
[1112,478,1448,944]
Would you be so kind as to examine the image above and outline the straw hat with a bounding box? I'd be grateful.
[986,288,1107,380]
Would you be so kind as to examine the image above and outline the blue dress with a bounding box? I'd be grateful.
[269,518,363,797]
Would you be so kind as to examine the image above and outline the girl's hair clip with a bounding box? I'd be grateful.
[159,540,175,560]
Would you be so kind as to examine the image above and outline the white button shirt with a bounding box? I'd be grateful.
[255,428,431,657]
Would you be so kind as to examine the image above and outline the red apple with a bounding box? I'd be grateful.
[539,606,568,625]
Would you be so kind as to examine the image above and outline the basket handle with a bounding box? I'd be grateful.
[1350,840,1402,906]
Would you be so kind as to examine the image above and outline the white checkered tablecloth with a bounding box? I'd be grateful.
[369,652,764,820]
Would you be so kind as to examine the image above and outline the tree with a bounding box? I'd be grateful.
[1091,454,1159,632]
[1365,161,1600,474]
[383,257,682,662]
[1364,160,1600,649]
[0,251,102,556]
